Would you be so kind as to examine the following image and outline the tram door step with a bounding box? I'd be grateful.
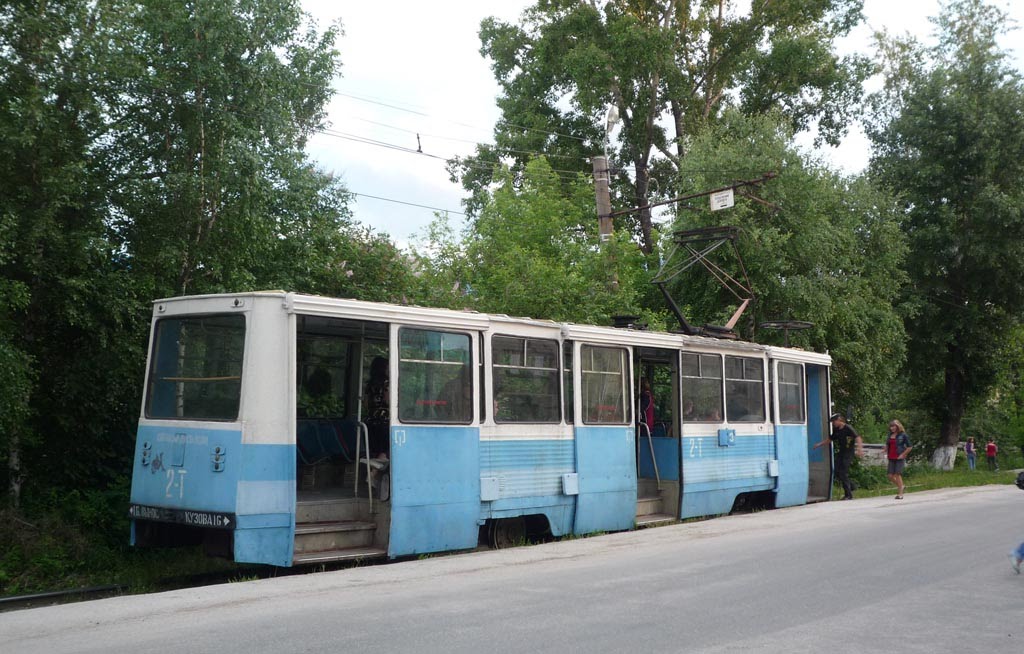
[636,495,664,516]
[636,479,675,527]
[292,546,387,565]
[294,498,388,565]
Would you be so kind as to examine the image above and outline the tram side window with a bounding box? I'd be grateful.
[725,356,766,422]
[680,353,723,422]
[492,336,559,423]
[146,314,245,421]
[778,362,805,423]
[398,328,473,424]
[581,345,630,425]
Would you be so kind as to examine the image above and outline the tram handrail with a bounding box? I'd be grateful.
[354,421,374,513]
[638,422,661,491]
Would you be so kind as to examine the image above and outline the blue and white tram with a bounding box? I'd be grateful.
[129,292,833,567]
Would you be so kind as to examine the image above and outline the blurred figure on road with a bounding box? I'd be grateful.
[1010,541,1024,574]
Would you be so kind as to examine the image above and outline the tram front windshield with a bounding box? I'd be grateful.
[145,314,245,421]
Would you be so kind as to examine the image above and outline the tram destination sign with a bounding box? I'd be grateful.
[129,504,235,529]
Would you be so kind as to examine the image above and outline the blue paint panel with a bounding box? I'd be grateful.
[130,425,243,512]
[574,425,636,534]
[486,495,574,512]
[130,424,297,567]
[235,513,292,529]
[774,424,809,507]
[235,526,292,567]
[240,444,296,482]
[486,500,575,537]
[389,425,480,556]
[680,433,775,518]
[682,488,763,517]
[478,439,577,536]
[479,439,576,497]
[638,436,680,480]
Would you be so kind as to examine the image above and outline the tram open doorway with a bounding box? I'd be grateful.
[292,314,391,564]
[805,363,832,502]
[635,348,680,526]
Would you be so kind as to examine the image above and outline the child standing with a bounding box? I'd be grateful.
[886,419,912,499]
[965,437,977,471]
[985,438,999,471]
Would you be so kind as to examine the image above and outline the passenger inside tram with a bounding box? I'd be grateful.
[639,377,655,432]
[365,356,389,459]
[441,367,473,422]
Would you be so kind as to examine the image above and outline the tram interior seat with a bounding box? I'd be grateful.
[296,418,358,465]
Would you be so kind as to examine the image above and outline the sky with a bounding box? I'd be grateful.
[300,1,1024,248]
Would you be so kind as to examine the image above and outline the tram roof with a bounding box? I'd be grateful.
[153,291,830,365]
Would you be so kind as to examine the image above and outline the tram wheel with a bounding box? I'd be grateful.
[488,517,527,549]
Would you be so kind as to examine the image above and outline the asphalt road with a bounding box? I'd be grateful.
[4,485,1023,654]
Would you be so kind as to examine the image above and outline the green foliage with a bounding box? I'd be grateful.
[847,457,889,491]
[455,0,870,253]
[1,1,416,515]
[845,460,1020,498]
[0,475,249,596]
[104,0,346,298]
[413,157,650,324]
[670,111,907,416]
[0,0,152,503]
[868,0,1024,446]
[1,478,127,593]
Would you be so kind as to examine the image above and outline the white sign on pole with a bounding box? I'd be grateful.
[710,188,735,211]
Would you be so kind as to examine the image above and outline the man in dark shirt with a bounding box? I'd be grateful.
[814,413,864,500]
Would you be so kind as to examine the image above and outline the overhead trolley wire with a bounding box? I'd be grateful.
[335,88,589,143]
[350,192,466,216]
[350,115,593,163]
[334,90,431,117]
[320,128,591,180]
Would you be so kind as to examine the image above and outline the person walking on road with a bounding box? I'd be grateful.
[964,437,977,471]
[814,413,864,500]
[985,438,999,471]
[886,419,912,499]
[1011,541,1024,574]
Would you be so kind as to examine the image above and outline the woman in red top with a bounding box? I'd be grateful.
[887,419,912,499]
[985,438,999,471]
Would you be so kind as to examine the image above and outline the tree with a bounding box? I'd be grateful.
[669,111,907,416]
[452,0,869,254]
[106,0,345,299]
[413,157,649,325]
[868,0,1024,467]
[0,1,408,507]
[0,0,139,506]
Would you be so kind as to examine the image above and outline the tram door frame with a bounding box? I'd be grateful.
[572,341,637,534]
[635,349,681,517]
[386,323,482,556]
[805,363,832,502]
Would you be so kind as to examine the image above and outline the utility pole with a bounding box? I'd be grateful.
[591,156,613,241]
[591,155,618,291]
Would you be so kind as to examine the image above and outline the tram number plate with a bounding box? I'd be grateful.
[129,504,235,529]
